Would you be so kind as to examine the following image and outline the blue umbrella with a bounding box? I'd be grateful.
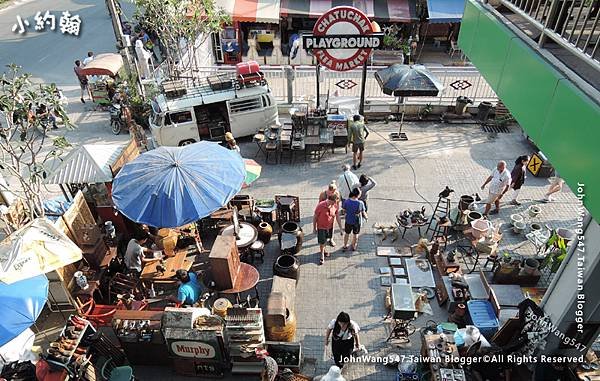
[0,275,48,346]
[112,142,245,228]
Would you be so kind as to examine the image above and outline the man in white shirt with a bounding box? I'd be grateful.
[337,164,359,201]
[481,160,512,215]
[83,51,94,66]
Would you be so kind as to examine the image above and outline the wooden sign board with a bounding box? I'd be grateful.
[111,139,140,176]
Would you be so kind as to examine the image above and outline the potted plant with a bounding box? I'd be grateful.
[539,232,567,273]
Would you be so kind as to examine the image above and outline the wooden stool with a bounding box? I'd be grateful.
[249,240,265,264]
[265,141,278,164]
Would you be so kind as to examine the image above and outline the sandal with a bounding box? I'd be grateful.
[351,244,357,251]
[342,246,348,252]
[324,251,331,257]
[319,258,324,265]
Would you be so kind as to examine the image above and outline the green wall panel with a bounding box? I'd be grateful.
[538,80,600,216]
[458,0,480,55]
[460,0,600,219]
[496,38,562,142]
[464,10,512,89]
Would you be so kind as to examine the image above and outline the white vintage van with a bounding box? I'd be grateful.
[149,74,278,146]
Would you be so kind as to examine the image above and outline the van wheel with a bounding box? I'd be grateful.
[179,139,195,146]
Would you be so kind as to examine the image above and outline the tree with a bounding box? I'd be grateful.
[131,0,230,78]
[0,64,72,228]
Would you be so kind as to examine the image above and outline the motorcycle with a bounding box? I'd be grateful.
[109,103,125,135]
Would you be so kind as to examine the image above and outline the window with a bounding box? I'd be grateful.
[165,111,193,125]
[229,97,263,113]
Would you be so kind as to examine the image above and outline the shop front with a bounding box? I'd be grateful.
[212,0,282,65]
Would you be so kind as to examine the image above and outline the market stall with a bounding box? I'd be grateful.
[79,53,124,106]
[44,140,140,238]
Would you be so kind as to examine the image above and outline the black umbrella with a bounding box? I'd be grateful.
[375,64,443,140]
[374,64,443,97]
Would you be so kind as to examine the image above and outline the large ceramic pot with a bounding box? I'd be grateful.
[257,222,273,244]
[459,195,475,211]
[273,254,300,281]
[278,221,304,255]
[266,308,297,342]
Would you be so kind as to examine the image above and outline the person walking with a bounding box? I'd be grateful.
[324,312,361,369]
[481,160,511,216]
[337,164,359,202]
[509,155,529,206]
[543,175,564,202]
[313,194,343,265]
[348,115,369,170]
[319,182,341,247]
[73,60,90,103]
[342,188,367,252]
[358,174,377,212]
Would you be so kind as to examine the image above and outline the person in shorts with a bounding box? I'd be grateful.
[73,60,91,103]
[313,194,343,265]
[348,114,369,170]
[481,160,511,215]
[342,188,367,251]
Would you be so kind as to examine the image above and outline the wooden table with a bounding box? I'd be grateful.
[140,250,194,283]
[218,263,260,304]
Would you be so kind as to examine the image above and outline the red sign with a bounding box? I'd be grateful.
[307,6,378,71]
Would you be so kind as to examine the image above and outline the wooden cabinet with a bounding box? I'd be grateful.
[209,236,240,290]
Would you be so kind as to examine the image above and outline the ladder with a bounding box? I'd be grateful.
[425,197,451,240]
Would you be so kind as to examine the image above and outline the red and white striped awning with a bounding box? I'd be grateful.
[281,0,417,22]
[215,0,281,23]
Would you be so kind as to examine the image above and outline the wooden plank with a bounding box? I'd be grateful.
[111,139,140,176]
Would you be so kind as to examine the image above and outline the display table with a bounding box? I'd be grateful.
[141,250,194,283]
[219,263,260,304]
[220,222,258,250]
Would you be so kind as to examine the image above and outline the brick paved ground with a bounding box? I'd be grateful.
[119,121,581,380]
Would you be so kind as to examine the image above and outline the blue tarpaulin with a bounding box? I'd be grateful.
[0,275,48,346]
[111,142,245,228]
[426,0,465,23]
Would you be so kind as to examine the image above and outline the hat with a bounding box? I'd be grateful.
[321,366,346,381]
[225,132,234,141]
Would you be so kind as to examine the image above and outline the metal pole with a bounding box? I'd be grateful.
[359,61,368,115]
[285,66,294,104]
[316,64,320,109]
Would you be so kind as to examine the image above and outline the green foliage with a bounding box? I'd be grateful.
[131,0,230,75]
[539,231,568,273]
[382,34,410,54]
[0,64,74,222]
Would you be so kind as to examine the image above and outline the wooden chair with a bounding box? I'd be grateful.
[108,273,140,304]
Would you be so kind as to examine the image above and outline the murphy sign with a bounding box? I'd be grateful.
[302,6,383,71]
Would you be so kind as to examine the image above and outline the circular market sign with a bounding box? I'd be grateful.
[302,6,382,71]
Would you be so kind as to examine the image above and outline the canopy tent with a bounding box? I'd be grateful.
[112,142,245,228]
[280,0,418,22]
[213,0,281,23]
[44,143,128,185]
[0,275,48,347]
[79,53,124,77]
[426,0,465,23]
[0,218,82,284]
